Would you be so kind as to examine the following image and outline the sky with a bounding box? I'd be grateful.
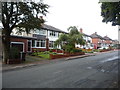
[43,0,118,40]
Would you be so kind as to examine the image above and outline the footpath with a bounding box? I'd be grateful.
[1,50,117,72]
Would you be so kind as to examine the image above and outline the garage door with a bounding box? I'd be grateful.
[11,42,24,52]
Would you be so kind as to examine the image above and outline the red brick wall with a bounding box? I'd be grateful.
[92,38,99,44]
[105,40,112,44]
[10,37,28,52]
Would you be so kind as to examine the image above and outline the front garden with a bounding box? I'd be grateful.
[30,48,85,59]
[29,47,114,60]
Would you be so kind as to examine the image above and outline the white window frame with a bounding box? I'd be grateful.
[32,40,46,48]
[11,42,24,52]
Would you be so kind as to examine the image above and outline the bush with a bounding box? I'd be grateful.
[93,49,99,52]
[71,48,83,53]
[49,49,53,52]
[64,45,74,53]
[9,47,20,59]
[52,52,57,55]
[103,48,106,50]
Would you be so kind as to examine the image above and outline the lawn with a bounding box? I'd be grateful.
[31,51,64,59]
[38,54,50,59]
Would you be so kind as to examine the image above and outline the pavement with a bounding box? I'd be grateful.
[1,50,117,72]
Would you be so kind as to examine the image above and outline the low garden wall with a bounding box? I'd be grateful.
[82,49,93,52]
[50,52,85,59]
[100,49,111,52]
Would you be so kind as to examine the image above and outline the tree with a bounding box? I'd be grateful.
[1,1,49,64]
[101,2,120,26]
[54,26,85,53]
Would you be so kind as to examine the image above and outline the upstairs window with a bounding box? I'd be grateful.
[49,31,57,37]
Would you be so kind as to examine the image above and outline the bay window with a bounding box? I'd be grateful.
[32,40,46,48]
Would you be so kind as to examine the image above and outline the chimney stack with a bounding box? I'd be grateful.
[80,28,83,33]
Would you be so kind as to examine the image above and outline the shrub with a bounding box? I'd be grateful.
[93,49,99,52]
[52,52,57,55]
[64,45,74,53]
[70,48,83,53]
[49,49,52,52]
[103,48,106,50]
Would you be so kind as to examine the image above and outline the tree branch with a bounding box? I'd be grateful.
[10,3,18,31]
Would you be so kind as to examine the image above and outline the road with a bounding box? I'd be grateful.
[2,50,119,88]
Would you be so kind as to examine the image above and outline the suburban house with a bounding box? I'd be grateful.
[76,28,93,49]
[103,35,113,47]
[10,24,67,53]
[90,32,117,49]
[90,32,105,49]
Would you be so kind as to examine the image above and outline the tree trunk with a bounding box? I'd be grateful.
[2,29,11,64]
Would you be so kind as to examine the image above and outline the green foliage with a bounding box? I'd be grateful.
[2,1,49,63]
[54,26,86,52]
[93,49,99,52]
[67,26,79,36]
[38,54,50,59]
[101,2,120,26]
[103,48,106,50]
[72,48,83,53]
[2,2,49,33]
[64,44,74,53]
[49,49,52,52]
[52,52,57,55]
[9,47,20,59]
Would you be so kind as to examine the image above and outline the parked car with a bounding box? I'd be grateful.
[99,47,109,49]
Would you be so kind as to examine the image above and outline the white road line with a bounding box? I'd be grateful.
[100,56,118,63]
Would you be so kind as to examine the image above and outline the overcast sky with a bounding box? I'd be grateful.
[43,0,118,40]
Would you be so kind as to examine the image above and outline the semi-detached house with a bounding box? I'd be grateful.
[10,24,67,53]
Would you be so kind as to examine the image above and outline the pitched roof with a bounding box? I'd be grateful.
[90,32,104,39]
[41,24,68,33]
[103,36,112,40]
[82,33,91,38]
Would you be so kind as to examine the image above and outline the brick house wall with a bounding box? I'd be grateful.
[92,38,103,49]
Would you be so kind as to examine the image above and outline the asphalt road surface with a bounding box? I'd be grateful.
[2,50,119,88]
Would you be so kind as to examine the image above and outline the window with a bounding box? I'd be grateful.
[49,31,57,37]
[49,41,54,48]
[39,29,46,35]
[33,40,46,47]
[40,40,46,47]
[32,40,35,47]
[35,29,40,34]
[36,41,40,47]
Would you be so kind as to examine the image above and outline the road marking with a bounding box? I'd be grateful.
[87,67,92,69]
[101,69,105,72]
[53,70,62,74]
[100,56,118,63]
